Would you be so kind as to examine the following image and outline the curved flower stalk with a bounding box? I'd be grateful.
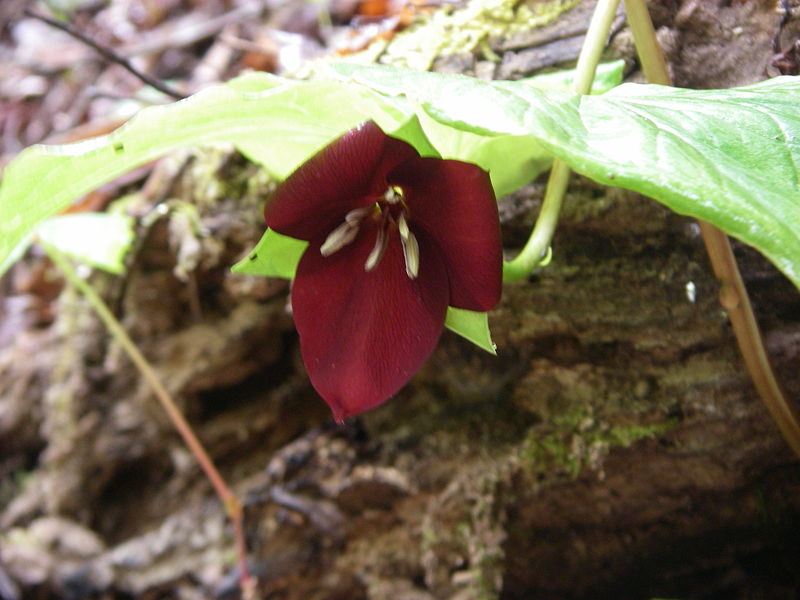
[265,121,502,422]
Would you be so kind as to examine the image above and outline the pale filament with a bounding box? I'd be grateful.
[397,214,419,279]
[364,222,388,272]
[320,220,359,256]
[320,206,372,256]
[320,190,419,280]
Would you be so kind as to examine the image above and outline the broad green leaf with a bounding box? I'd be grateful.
[418,61,623,195]
[0,62,617,277]
[35,213,135,274]
[4,63,799,295]
[0,213,135,276]
[328,61,623,197]
[416,110,551,196]
[224,70,289,93]
[331,64,800,290]
[232,228,307,279]
[0,74,419,279]
[510,59,625,94]
[329,62,550,135]
[445,307,496,355]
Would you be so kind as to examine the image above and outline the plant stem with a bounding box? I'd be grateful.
[700,223,800,457]
[502,160,570,282]
[43,243,257,593]
[623,0,800,458]
[503,0,621,282]
[570,0,623,93]
[620,0,669,85]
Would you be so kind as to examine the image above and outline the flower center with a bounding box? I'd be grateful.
[319,187,420,279]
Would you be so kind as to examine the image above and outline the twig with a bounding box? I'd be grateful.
[42,243,257,596]
[118,4,263,58]
[23,8,185,100]
[773,0,792,54]
[623,0,800,458]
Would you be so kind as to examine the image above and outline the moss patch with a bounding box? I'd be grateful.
[519,408,676,478]
[354,0,581,70]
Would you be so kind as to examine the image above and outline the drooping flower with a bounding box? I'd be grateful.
[265,121,502,422]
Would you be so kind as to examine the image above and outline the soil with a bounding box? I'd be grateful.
[1,1,799,599]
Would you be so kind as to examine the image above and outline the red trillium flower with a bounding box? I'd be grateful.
[265,121,502,422]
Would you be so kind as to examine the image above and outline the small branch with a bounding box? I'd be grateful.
[23,9,185,100]
[699,224,800,457]
[773,0,792,54]
[43,243,256,595]
[503,0,621,282]
[621,0,670,86]
[119,4,263,58]
[623,0,800,458]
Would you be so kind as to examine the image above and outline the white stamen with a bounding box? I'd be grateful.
[401,230,419,279]
[345,205,372,225]
[320,221,358,256]
[364,226,388,272]
[320,207,374,256]
[397,213,410,241]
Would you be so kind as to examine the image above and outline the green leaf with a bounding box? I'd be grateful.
[232,228,307,279]
[445,307,496,355]
[0,74,419,279]
[0,63,614,278]
[414,110,551,197]
[510,59,625,94]
[328,62,549,136]
[4,64,800,296]
[36,213,135,274]
[328,61,622,197]
[330,64,800,290]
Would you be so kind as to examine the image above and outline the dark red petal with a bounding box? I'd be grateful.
[265,121,419,241]
[291,224,449,422]
[390,158,502,312]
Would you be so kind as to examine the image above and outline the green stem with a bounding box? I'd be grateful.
[623,0,800,458]
[621,0,670,85]
[503,0,621,282]
[43,243,257,592]
[570,0,622,93]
